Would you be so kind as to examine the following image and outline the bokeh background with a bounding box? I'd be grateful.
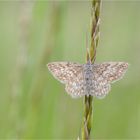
[0,1,140,139]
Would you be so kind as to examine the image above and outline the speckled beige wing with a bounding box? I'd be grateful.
[92,62,129,99]
[65,70,86,98]
[47,62,85,98]
[47,62,82,84]
[93,62,129,83]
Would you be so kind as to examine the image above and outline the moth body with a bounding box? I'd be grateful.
[83,61,94,96]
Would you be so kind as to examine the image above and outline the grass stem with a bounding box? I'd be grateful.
[81,0,101,139]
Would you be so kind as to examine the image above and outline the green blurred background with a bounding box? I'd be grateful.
[0,1,140,139]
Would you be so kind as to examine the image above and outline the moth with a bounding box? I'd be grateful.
[47,60,128,99]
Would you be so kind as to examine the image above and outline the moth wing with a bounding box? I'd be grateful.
[93,62,129,83]
[47,62,83,84]
[47,62,85,98]
[90,76,111,99]
[65,69,86,98]
[91,62,128,99]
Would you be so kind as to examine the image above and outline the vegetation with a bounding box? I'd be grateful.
[0,1,139,139]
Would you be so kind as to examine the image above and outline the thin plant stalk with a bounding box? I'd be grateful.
[81,0,101,139]
[23,2,64,137]
[8,1,34,138]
